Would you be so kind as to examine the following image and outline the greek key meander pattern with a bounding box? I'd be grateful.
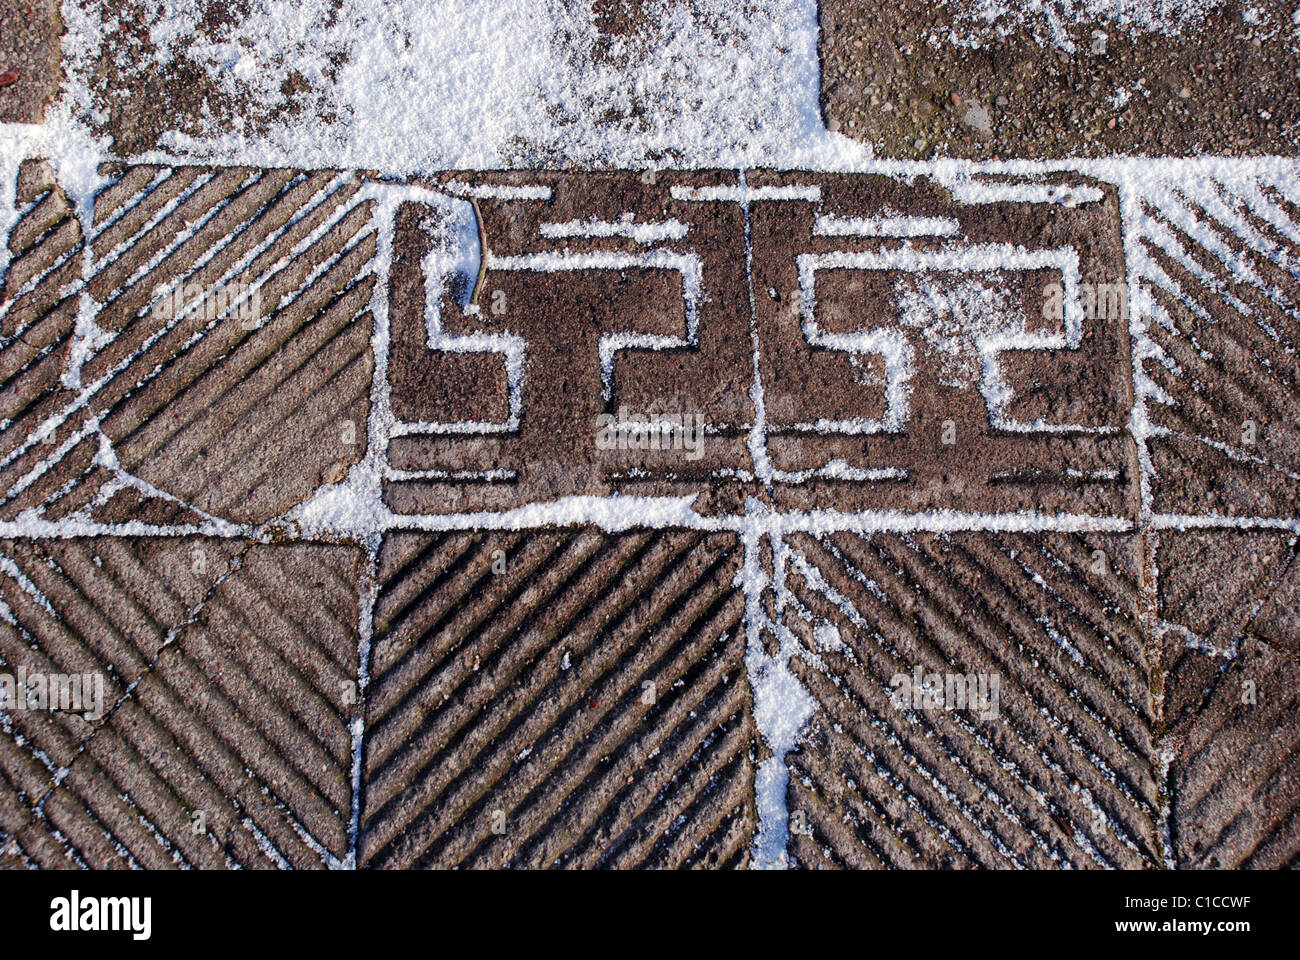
[1,159,1298,869]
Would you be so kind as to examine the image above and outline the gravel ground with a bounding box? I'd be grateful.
[820,0,1300,158]
[0,0,60,124]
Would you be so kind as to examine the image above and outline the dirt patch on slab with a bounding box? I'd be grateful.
[63,0,348,156]
[820,0,1300,158]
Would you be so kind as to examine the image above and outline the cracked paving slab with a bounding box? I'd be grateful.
[1,538,363,869]
[1157,529,1300,869]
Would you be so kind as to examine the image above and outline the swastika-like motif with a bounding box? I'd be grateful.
[383,171,1136,518]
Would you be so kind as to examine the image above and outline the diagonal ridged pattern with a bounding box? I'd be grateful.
[1158,531,1300,869]
[359,529,755,869]
[89,166,376,524]
[0,536,243,865]
[0,160,85,518]
[1165,637,1300,870]
[0,163,378,527]
[1133,170,1300,518]
[0,539,361,869]
[780,530,1159,869]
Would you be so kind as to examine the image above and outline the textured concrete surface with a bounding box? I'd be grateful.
[360,529,753,869]
[820,0,1300,158]
[1,0,1298,871]
[0,0,60,125]
[1,538,362,868]
[385,170,1137,517]
[784,530,1156,868]
[745,170,1135,516]
[1157,531,1300,869]
[3,161,1299,868]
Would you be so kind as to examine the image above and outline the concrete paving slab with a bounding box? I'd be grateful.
[386,171,757,516]
[2,538,363,869]
[359,529,754,869]
[820,0,1300,158]
[779,529,1158,868]
[746,170,1137,516]
[1158,530,1300,868]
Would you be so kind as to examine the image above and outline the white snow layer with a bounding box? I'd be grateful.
[937,0,1238,52]
[57,0,1282,174]
[63,0,839,173]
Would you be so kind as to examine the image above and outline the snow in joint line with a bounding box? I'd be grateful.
[946,181,1105,207]
[772,462,908,484]
[814,213,961,238]
[440,181,552,201]
[671,184,822,203]
[540,216,689,244]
